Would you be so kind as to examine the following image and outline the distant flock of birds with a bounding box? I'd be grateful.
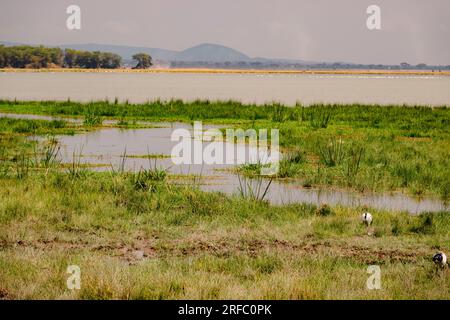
[361,212,447,270]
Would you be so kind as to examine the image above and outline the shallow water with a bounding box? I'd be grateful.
[1,72,450,105]
[52,125,448,214]
[2,112,447,214]
[54,125,271,175]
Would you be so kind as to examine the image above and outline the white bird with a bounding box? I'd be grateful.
[433,252,447,268]
[361,212,373,227]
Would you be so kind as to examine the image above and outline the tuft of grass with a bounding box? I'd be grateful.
[344,144,365,186]
[34,137,61,170]
[237,175,273,202]
[317,138,346,167]
[409,213,435,235]
[307,107,332,129]
[130,167,167,191]
[83,112,103,127]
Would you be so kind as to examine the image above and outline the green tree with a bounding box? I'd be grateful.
[132,53,152,69]
[0,45,5,68]
[64,49,78,68]
[99,52,122,69]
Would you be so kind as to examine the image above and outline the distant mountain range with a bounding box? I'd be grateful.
[0,41,313,64]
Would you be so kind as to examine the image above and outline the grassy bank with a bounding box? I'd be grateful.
[1,100,449,198]
[0,163,448,299]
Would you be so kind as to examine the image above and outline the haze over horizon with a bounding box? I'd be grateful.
[1,0,449,65]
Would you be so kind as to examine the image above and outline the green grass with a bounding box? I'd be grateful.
[0,168,448,299]
[0,99,448,129]
[83,113,103,127]
[0,117,73,135]
[0,103,449,300]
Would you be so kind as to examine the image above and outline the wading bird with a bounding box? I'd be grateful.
[433,252,447,269]
[361,212,373,227]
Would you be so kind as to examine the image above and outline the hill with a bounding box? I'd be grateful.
[174,43,250,62]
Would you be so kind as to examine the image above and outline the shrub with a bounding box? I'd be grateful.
[315,204,334,216]
[409,213,435,234]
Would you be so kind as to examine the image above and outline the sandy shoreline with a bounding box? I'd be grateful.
[1,67,450,76]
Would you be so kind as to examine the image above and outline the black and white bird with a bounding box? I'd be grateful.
[361,212,373,227]
[433,252,447,268]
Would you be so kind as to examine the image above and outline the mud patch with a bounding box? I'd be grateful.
[0,287,13,300]
[1,236,428,265]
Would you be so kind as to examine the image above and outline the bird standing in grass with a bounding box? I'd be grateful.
[433,252,447,269]
[361,212,373,227]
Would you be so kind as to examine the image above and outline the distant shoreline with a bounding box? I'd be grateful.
[1,67,450,76]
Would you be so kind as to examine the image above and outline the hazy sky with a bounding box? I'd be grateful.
[1,0,449,64]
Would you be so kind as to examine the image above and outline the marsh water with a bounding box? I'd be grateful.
[47,125,450,214]
[1,72,450,105]
[2,112,447,214]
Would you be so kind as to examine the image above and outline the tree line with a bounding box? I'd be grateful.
[0,45,122,69]
[64,49,122,68]
[0,45,63,68]
[0,45,153,69]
